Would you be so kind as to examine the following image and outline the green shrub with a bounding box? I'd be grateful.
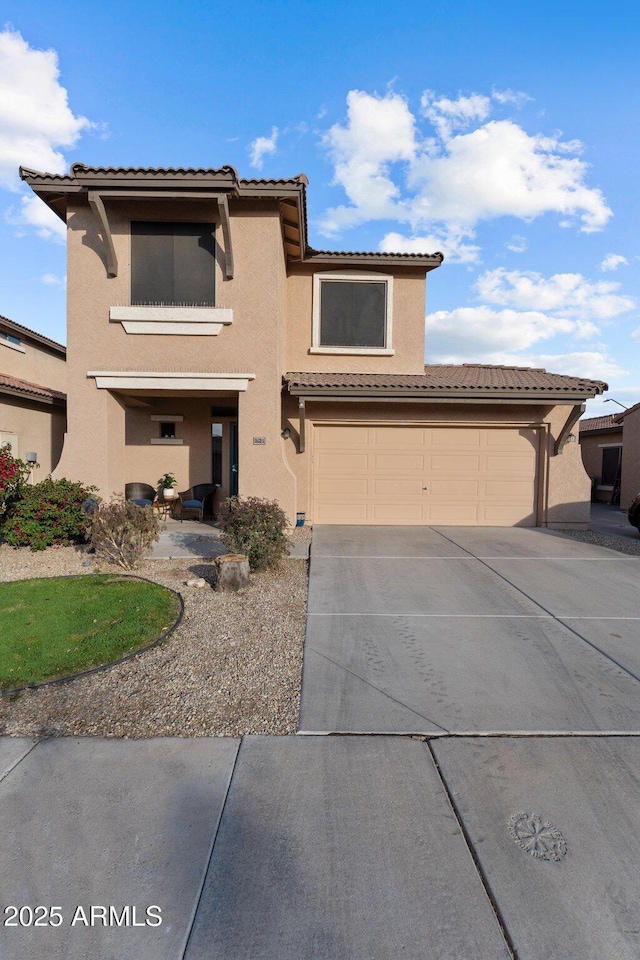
[2,477,96,551]
[88,498,161,570]
[220,496,288,570]
[0,446,31,519]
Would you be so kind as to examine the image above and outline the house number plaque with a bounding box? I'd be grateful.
[253,437,266,444]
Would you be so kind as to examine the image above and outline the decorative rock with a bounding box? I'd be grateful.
[214,554,249,592]
[186,578,207,588]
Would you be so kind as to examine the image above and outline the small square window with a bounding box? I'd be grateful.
[160,422,176,439]
[312,273,393,353]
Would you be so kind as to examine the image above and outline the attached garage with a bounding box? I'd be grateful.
[313,424,539,526]
[284,366,608,530]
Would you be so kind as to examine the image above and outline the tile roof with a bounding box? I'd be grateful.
[20,164,308,190]
[284,364,607,398]
[0,373,66,403]
[579,414,623,432]
[305,248,444,263]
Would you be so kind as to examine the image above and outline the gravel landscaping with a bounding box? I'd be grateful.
[557,528,640,556]
[0,541,308,739]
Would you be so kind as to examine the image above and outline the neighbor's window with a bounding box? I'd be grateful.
[313,273,393,351]
[131,221,215,306]
[0,331,21,346]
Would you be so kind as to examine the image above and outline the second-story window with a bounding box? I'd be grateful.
[130,221,216,306]
[312,272,394,353]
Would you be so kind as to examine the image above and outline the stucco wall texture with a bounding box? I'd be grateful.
[54,194,592,526]
[621,408,640,509]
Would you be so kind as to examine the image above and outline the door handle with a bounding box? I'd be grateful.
[422,485,429,490]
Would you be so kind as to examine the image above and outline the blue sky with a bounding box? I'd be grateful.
[1,0,639,416]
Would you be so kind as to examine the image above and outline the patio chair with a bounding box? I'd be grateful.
[124,482,156,507]
[175,483,218,522]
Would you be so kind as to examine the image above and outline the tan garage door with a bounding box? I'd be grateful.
[313,425,539,526]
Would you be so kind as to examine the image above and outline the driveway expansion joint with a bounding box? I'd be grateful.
[0,737,41,784]
[426,739,519,960]
[179,738,242,960]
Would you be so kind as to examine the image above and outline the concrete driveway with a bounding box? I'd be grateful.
[299,525,640,734]
[4,524,640,959]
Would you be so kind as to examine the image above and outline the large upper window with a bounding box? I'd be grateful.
[131,221,216,306]
[312,272,393,353]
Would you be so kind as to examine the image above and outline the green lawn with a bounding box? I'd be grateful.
[0,575,181,689]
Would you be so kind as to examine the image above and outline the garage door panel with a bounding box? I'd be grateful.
[315,501,369,522]
[486,455,536,476]
[373,479,425,497]
[372,502,425,522]
[428,504,480,524]
[429,454,481,474]
[484,480,535,499]
[486,428,537,449]
[429,479,481,498]
[481,505,536,526]
[374,453,426,472]
[313,425,538,526]
[430,428,481,448]
[316,426,371,448]
[373,427,426,448]
[317,478,369,497]
[316,452,370,472]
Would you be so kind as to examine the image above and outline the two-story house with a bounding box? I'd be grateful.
[0,314,66,478]
[20,163,605,527]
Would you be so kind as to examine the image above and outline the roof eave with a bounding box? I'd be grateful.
[0,383,66,406]
[303,249,444,270]
[285,386,603,402]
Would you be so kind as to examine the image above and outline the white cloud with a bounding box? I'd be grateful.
[380,230,480,264]
[421,90,491,140]
[410,121,610,232]
[5,194,66,242]
[42,272,66,285]
[320,90,416,233]
[425,306,575,358]
[600,252,628,272]
[319,89,612,249]
[517,351,628,382]
[505,234,527,253]
[492,88,533,107]
[248,126,279,170]
[0,27,91,189]
[475,267,635,321]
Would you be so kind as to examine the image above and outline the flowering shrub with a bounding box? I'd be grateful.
[220,496,288,570]
[2,477,96,551]
[0,446,30,518]
[88,498,161,570]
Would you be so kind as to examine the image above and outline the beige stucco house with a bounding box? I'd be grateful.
[20,163,605,527]
[0,314,66,479]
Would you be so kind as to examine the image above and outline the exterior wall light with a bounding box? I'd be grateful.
[26,452,38,462]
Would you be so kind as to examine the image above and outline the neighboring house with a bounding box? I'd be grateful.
[578,414,624,503]
[0,314,66,479]
[620,403,640,509]
[20,163,605,528]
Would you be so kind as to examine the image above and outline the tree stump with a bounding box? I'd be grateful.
[214,554,250,592]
